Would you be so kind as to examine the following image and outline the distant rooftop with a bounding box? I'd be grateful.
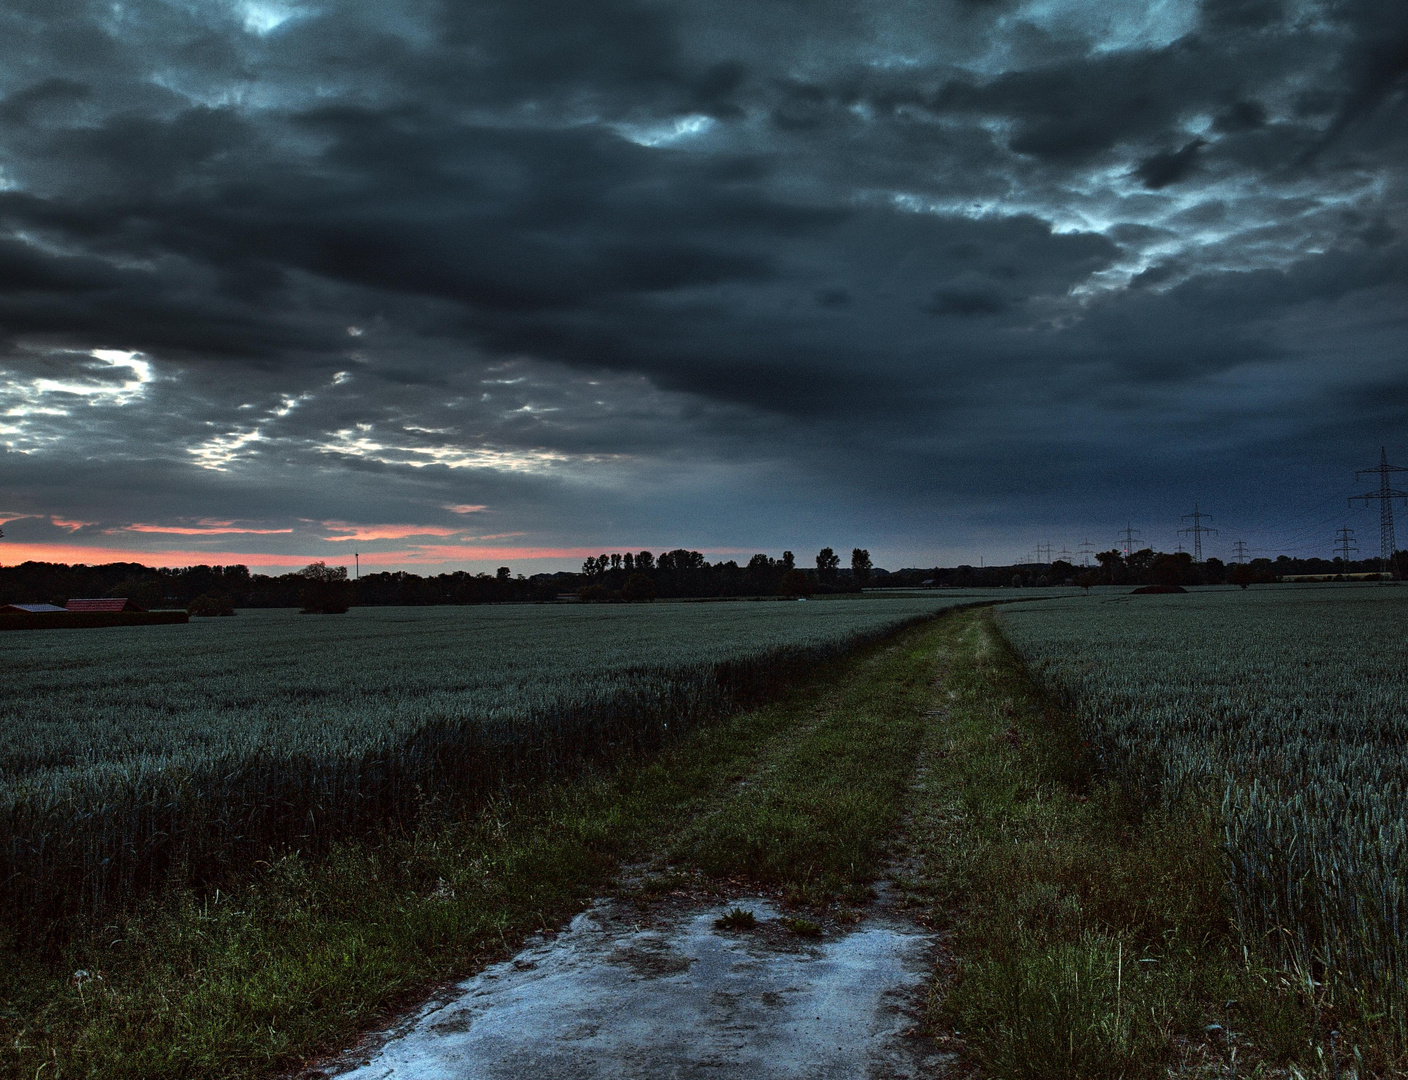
[66,598,147,613]
[0,603,67,614]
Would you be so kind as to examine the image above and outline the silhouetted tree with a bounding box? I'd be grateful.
[1095,550,1125,584]
[850,548,872,590]
[815,547,840,584]
[778,568,813,597]
[298,562,352,613]
[622,573,656,602]
[1151,551,1193,587]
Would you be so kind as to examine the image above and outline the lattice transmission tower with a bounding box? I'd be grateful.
[1232,540,1249,564]
[1179,505,1217,563]
[1335,526,1358,564]
[1350,447,1408,573]
[1117,523,1140,557]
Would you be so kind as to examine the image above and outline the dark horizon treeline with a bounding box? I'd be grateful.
[0,546,1400,610]
[0,546,878,609]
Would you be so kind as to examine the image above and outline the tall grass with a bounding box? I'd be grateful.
[0,599,960,935]
[999,584,1408,1053]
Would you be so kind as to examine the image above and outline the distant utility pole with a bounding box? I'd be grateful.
[1117,523,1140,557]
[1038,542,1054,564]
[355,552,360,579]
[1078,538,1095,566]
[1179,505,1217,563]
[1335,526,1358,563]
[1350,447,1408,572]
[1232,540,1249,564]
[1057,547,1073,564]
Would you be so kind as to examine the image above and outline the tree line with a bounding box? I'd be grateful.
[2,545,1394,613]
[0,546,879,611]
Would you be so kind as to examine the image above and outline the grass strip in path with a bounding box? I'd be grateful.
[911,608,1330,1079]
[0,616,951,1080]
[672,623,943,903]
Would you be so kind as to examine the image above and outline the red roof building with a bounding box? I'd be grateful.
[65,598,147,613]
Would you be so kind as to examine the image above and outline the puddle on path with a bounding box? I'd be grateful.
[327,892,946,1079]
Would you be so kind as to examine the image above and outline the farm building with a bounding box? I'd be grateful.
[0,603,67,614]
[65,598,147,612]
[0,598,185,630]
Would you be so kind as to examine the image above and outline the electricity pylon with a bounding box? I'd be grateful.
[1117,524,1140,557]
[1335,526,1357,564]
[1232,540,1249,564]
[1179,505,1217,563]
[1351,447,1408,573]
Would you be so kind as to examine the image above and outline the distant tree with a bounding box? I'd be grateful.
[1394,550,1408,580]
[1228,563,1254,589]
[576,583,609,602]
[1126,548,1156,580]
[1151,551,1193,587]
[188,594,234,616]
[106,577,165,609]
[623,552,635,573]
[1076,570,1099,593]
[1048,559,1075,584]
[850,548,872,590]
[1095,550,1125,584]
[815,547,840,584]
[298,562,352,613]
[781,551,795,571]
[496,566,511,581]
[621,573,656,602]
[636,551,655,572]
[778,568,813,597]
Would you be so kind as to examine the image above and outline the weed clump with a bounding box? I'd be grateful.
[715,907,757,930]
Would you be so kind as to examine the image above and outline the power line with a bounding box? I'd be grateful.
[1350,447,1408,572]
[1179,505,1217,563]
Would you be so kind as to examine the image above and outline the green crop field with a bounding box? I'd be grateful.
[998,583,1408,1049]
[0,595,973,933]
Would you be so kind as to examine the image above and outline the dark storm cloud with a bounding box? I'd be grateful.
[0,0,1404,566]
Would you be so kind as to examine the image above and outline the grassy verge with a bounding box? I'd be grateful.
[913,608,1331,1078]
[0,618,947,1080]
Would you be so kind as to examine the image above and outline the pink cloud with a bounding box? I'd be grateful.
[124,521,295,535]
[444,504,488,514]
[320,522,465,542]
[393,544,609,563]
[0,542,322,568]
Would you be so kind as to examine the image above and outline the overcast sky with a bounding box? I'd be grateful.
[0,0,1404,572]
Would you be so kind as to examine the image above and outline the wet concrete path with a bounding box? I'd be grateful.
[330,890,945,1080]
